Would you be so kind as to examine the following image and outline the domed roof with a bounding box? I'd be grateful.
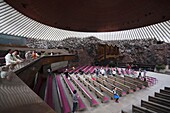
[5,0,170,32]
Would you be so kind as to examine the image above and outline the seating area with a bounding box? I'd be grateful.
[31,65,164,113]
[1,57,169,113]
[108,76,140,91]
[1,59,153,113]
[99,75,134,93]
[132,87,170,113]
[95,76,126,96]
[42,65,160,112]
[3,62,159,113]
[77,75,109,103]
[70,65,157,86]
[84,75,114,99]
[71,75,99,107]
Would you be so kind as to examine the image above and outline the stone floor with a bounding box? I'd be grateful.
[72,72,170,113]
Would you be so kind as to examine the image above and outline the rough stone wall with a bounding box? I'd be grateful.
[26,37,170,66]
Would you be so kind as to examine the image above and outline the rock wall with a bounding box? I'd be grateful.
[26,37,170,66]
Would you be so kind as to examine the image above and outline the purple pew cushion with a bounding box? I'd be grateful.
[63,76,86,110]
[121,91,126,96]
[102,96,109,103]
[56,76,71,113]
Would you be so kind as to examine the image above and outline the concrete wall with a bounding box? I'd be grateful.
[51,61,68,71]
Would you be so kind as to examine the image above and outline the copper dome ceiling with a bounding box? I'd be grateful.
[4,0,170,32]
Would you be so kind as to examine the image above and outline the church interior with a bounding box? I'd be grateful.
[0,0,170,113]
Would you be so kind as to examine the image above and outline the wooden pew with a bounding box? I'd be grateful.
[141,100,170,113]
[132,105,157,113]
[62,75,86,110]
[99,75,107,80]
[103,80,126,96]
[155,92,170,100]
[77,76,109,103]
[56,80,64,113]
[165,87,170,91]
[125,76,148,87]
[103,80,114,90]
[93,79,100,88]
[124,76,145,89]
[71,76,98,107]
[96,77,104,84]
[82,66,90,72]
[63,75,73,94]
[84,66,93,74]
[148,96,170,107]
[55,76,71,113]
[108,76,139,91]
[85,76,93,83]
[99,83,114,99]
[96,77,126,96]
[104,77,132,93]
[160,89,170,95]
[99,76,131,93]
[71,76,93,106]
[88,83,109,103]
[74,65,87,73]
[85,76,114,99]
[114,75,145,89]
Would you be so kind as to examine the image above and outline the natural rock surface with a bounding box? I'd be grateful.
[26,37,170,66]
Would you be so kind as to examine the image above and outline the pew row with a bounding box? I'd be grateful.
[132,105,157,113]
[56,77,64,113]
[148,96,170,107]
[107,78,133,94]
[96,77,126,96]
[84,76,114,99]
[77,76,109,103]
[124,76,149,87]
[114,75,145,89]
[84,66,94,74]
[165,87,170,91]
[90,66,96,74]
[62,75,86,110]
[82,66,91,72]
[74,66,87,73]
[85,66,96,74]
[55,75,71,113]
[124,76,145,89]
[108,76,139,91]
[69,66,81,73]
[160,89,170,95]
[99,76,133,93]
[71,76,98,107]
[125,87,170,113]
[141,100,170,113]
[155,92,170,101]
